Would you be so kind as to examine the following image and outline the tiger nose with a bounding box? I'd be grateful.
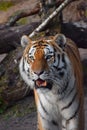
[34,71,44,76]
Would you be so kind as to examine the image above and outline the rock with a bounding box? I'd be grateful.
[0,47,31,108]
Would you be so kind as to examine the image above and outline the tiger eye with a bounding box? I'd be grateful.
[46,55,54,61]
[29,56,34,61]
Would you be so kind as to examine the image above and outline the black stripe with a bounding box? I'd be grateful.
[33,43,47,48]
[62,53,66,68]
[39,96,49,115]
[67,98,81,121]
[62,125,66,129]
[46,47,51,52]
[39,112,58,127]
[58,80,69,95]
[39,111,49,122]
[42,44,48,47]
[39,111,48,121]
[59,80,76,100]
[38,95,58,127]
[53,65,58,70]
[52,120,58,126]
[66,85,75,98]
[57,64,66,71]
[47,82,53,90]
[22,58,25,72]
[44,96,53,106]
[57,67,62,71]
[54,53,56,62]
[62,53,66,69]
[58,71,64,77]
[62,53,65,62]
[33,45,37,48]
[53,54,60,70]
[57,54,60,67]
[61,92,77,111]
[22,58,30,76]
[62,81,69,93]
[53,54,66,71]
[53,65,66,71]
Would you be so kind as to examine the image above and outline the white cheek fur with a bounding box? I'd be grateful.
[44,45,54,55]
[29,46,36,57]
[19,57,34,89]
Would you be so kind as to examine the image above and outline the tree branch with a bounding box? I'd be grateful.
[6,6,40,27]
[29,0,77,38]
[0,22,40,54]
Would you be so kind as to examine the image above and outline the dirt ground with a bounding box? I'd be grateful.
[0,95,37,130]
[0,95,87,130]
[0,0,87,130]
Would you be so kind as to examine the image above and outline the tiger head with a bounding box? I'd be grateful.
[19,34,71,89]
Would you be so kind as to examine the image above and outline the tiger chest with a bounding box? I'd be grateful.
[36,89,61,122]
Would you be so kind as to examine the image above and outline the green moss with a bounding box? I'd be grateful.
[13,67,18,73]
[17,17,28,25]
[83,65,87,72]
[0,76,8,87]
[85,10,87,17]
[0,87,4,93]
[0,1,14,11]
[0,97,7,114]
[1,98,36,119]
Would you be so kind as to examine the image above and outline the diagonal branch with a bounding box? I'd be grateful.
[29,0,75,38]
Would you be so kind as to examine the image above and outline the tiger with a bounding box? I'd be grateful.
[19,33,84,130]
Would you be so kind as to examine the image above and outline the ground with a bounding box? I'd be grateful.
[0,0,87,130]
[0,95,87,130]
[0,96,37,130]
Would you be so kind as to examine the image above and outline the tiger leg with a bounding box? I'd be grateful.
[66,105,84,130]
[37,113,44,130]
[62,119,66,130]
[37,113,60,130]
[64,117,78,130]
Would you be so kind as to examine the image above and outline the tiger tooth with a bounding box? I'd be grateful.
[36,79,47,87]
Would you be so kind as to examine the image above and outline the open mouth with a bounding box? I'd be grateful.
[35,78,47,87]
[35,78,53,90]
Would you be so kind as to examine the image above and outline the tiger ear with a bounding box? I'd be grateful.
[54,34,66,49]
[21,35,31,48]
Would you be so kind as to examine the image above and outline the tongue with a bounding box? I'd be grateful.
[36,79,47,87]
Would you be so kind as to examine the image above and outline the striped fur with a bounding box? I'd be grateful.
[19,34,84,130]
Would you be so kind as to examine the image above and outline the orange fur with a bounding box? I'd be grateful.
[33,38,84,130]
[65,39,84,130]
[20,35,84,130]
[34,89,44,130]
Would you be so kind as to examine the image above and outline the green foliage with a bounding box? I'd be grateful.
[83,65,87,73]
[85,10,87,17]
[0,1,14,11]
[17,18,28,25]
[1,98,36,119]
[0,98,7,114]
[8,10,28,25]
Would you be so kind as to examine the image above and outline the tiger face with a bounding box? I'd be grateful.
[19,34,72,90]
